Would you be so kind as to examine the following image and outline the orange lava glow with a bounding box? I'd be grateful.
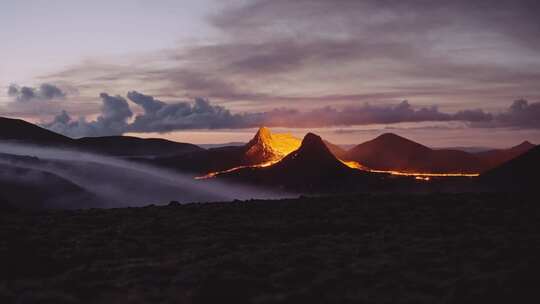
[196,156,479,181]
[195,161,278,180]
[265,133,302,158]
[366,169,479,178]
[339,160,478,180]
[195,127,480,181]
[340,160,368,170]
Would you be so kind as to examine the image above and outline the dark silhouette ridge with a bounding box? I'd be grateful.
[476,141,536,170]
[345,133,534,174]
[323,139,348,159]
[481,145,539,191]
[75,136,203,157]
[0,116,73,145]
[345,133,483,173]
[0,116,203,158]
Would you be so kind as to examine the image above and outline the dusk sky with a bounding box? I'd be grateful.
[1,0,540,147]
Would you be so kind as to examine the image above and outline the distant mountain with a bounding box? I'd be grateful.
[75,136,203,157]
[199,142,245,149]
[0,116,204,158]
[344,133,484,174]
[480,145,539,190]
[436,146,493,153]
[475,141,535,171]
[215,133,383,192]
[0,117,73,145]
[323,140,348,159]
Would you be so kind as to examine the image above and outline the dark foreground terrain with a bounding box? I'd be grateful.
[1,193,539,303]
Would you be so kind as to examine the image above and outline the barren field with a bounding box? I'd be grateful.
[1,193,539,303]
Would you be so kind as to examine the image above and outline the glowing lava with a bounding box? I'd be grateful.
[243,127,301,165]
[338,160,478,179]
[365,169,479,178]
[195,161,277,180]
[196,127,481,181]
[196,127,301,179]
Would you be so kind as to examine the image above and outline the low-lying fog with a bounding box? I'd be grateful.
[0,143,288,209]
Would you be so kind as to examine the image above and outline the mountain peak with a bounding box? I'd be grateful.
[287,132,341,163]
[254,127,272,140]
[273,132,350,174]
[519,140,534,147]
[299,133,328,152]
[244,127,301,165]
[509,140,535,152]
[376,133,416,143]
[371,133,429,150]
[378,133,402,139]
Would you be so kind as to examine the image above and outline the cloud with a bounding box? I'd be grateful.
[38,0,540,117]
[41,91,540,138]
[125,93,488,131]
[44,93,132,137]
[7,83,66,102]
[491,99,540,128]
[127,91,243,132]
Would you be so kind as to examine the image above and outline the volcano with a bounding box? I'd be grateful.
[148,127,302,175]
[243,127,301,165]
[215,133,381,192]
[270,133,352,175]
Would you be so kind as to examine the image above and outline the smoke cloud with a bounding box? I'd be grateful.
[44,93,133,137]
[0,142,287,209]
[41,91,540,137]
[8,83,66,102]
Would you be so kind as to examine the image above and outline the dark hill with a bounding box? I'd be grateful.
[0,116,73,145]
[345,133,484,173]
[480,145,539,191]
[75,136,203,157]
[476,141,535,170]
[0,116,204,158]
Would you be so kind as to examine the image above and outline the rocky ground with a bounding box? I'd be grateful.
[1,193,539,303]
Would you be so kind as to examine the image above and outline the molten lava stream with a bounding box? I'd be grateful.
[195,160,278,180]
[338,159,478,181]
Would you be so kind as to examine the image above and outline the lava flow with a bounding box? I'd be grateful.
[196,127,301,179]
[366,169,479,178]
[195,161,277,180]
[194,127,481,181]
